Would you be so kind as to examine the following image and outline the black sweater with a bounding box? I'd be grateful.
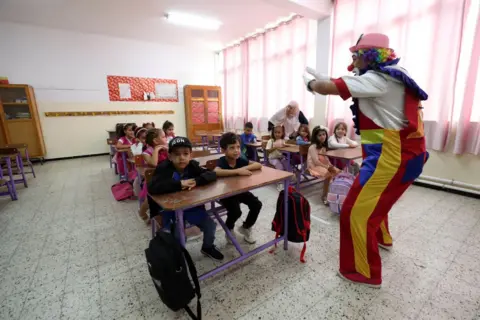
[148,160,217,195]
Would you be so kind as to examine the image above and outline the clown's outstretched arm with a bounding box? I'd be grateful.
[303,67,340,96]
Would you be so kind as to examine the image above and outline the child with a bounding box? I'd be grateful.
[215,132,263,244]
[240,122,257,160]
[162,120,175,143]
[296,124,311,145]
[308,126,341,205]
[328,122,358,149]
[328,122,360,173]
[266,126,290,190]
[115,123,135,176]
[143,128,168,167]
[131,127,147,155]
[142,122,155,129]
[138,128,169,222]
[147,137,224,261]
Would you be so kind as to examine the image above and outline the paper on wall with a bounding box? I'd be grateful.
[119,83,132,99]
[155,83,177,99]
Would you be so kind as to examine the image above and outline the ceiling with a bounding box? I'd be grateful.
[0,0,331,50]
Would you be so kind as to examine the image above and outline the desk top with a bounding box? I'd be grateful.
[279,145,300,153]
[322,147,362,160]
[194,154,223,167]
[246,142,263,148]
[150,166,292,210]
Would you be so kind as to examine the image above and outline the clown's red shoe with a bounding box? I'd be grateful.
[337,270,382,288]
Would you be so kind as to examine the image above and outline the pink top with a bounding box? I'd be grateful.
[142,146,168,166]
[307,144,332,169]
[118,137,134,146]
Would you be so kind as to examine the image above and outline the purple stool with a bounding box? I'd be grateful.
[0,147,28,189]
[0,148,21,200]
[4,143,36,178]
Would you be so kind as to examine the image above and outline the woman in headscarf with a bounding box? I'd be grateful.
[268,101,309,138]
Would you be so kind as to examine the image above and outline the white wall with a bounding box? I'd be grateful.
[0,22,216,159]
[314,18,480,186]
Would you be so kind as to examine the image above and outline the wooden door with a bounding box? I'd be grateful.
[184,85,223,143]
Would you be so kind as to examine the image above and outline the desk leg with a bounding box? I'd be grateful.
[176,209,186,247]
[202,136,207,151]
[283,178,289,250]
[253,148,258,162]
[216,137,221,153]
[286,152,291,172]
[121,153,128,181]
[6,158,17,201]
[17,154,27,188]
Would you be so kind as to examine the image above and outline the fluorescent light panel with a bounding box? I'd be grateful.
[165,12,222,30]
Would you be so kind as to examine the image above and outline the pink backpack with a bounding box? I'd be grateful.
[111,181,134,201]
[327,172,356,214]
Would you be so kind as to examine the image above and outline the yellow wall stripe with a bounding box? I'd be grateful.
[44,110,174,117]
[350,129,401,278]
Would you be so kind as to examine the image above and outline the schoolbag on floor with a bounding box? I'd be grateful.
[327,172,355,214]
[271,186,311,263]
[145,230,202,320]
[111,181,134,201]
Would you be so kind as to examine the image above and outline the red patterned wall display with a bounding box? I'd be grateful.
[191,101,205,124]
[207,101,219,123]
[107,76,178,102]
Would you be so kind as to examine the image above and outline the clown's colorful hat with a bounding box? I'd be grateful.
[349,33,392,52]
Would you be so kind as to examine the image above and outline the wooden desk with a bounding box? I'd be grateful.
[246,142,262,148]
[150,166,293,281]
[194,153,223,167]
[322,147,362,160]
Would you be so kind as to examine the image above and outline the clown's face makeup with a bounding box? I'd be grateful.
[352,53,366,70]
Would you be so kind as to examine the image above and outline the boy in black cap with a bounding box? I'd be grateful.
[148,136,224,261]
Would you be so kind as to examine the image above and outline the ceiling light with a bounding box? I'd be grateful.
[165,12,222,30]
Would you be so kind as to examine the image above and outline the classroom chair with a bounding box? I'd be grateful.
[3,143,36,178]
[0,177,15,201]
[107,138,118,174]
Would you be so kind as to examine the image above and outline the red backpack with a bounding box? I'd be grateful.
[271,187,311,263]
[111,181,134,201]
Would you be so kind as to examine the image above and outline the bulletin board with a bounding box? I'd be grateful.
[107,76,178,102]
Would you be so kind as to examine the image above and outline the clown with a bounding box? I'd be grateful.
[303,33,428,287]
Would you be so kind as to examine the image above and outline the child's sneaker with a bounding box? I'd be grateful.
[238,226,256,244]
[201,246,224,261]
[225,229,238,245]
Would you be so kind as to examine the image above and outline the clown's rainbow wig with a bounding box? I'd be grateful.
[357,48,397,65]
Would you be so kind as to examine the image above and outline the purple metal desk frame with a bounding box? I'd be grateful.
[0,156,18,200]
[281,149,318,190]
[151,176,290,281]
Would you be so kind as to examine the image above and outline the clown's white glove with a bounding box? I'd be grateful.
[305,67,330,81]
[303,67,330,93]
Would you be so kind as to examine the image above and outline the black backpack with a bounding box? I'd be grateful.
[271,186,311,263]
[145,230,202,320]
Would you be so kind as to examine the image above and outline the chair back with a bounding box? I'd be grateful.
[205,160,217,171]
[261,135,270,141]
[133,155,144,166]
[144,168,155,184]
[0,147,18,155]
[192,150,211,158]
[299,144,310,157]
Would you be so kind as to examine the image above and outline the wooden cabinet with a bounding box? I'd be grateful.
[184,85,223,143]
[0,85,46,158]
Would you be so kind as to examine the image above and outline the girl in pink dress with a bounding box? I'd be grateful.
[307,126,341,205]
[266,125,290,190]
[115,123,136,177]
[138,128,169,222]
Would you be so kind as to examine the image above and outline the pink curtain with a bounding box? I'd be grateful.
[450,0,480,155]
[328,0,466,149]
[220,17,316,131]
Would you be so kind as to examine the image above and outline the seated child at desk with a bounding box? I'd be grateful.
[266,125,290,191]
[240,122,257,160]
[296,124,311,145]
[138,128,169,222]
[131,127,147,155]
[328,122,359,173]
[162,120,176,143]
[147,137,224,261]
[215,132,263,244]
[308,126,341,205]
[115,123,136,176]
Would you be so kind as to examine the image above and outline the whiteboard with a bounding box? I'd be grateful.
[155,83,177,99]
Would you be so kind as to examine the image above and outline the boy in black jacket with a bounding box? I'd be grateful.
[148,137,224,261]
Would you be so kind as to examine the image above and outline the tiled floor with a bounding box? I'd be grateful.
[0,156,479,320]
